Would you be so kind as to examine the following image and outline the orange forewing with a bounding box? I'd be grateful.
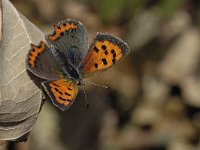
[82,41,122,74]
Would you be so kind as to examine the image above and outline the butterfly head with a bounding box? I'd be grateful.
[77,80,84,86]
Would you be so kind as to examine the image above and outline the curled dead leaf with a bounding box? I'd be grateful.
[0,0,45,142]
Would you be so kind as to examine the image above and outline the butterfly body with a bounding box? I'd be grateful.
[27,19,130,111]
[49,45,82,84]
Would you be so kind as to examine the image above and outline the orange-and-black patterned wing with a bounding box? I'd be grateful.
[81,33,130,77]
[46,19,88,68]
[26,41,62,80]
[42,79,78,111]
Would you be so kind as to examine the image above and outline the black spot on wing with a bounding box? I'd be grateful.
[113,53,116,58]
[55,88,59,92]
[94,46,99,53]
[52,83,59,87]
[111,49,115,54]
[65,92,71,96]
[59,96,66,101]
[104,50,108,55]
[112,58,116,64]
[102,58,108,65]
[67,99,72,102]
[95,63,98,68]
[101,45,106,50]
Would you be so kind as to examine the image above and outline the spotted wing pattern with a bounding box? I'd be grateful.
[81,33,130,77]
[42,79,78,111]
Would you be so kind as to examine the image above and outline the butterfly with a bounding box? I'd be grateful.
[26,19,130,111]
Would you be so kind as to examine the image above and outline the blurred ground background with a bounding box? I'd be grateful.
[4,0,200,150]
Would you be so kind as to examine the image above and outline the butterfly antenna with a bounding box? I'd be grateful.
[82,89,89,109]
[85,81,110,89]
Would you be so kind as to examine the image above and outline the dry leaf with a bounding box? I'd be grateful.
[0,0,2,44]
[0,0,45,141]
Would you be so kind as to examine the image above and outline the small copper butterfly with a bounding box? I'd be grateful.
[26,19,130,111]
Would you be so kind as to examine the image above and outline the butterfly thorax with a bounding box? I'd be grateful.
[62,64,82,83]
[50,45,82,83]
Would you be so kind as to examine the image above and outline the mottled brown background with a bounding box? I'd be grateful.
[5,0,200,150]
